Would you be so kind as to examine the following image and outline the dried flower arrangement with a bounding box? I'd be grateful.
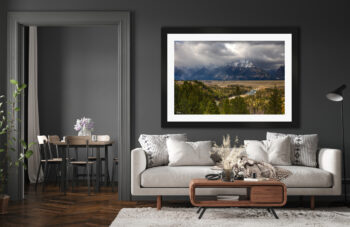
[211,134,246,170]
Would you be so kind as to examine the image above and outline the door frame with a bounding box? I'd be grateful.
[7,11,131,200]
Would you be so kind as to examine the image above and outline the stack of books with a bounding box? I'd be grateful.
[244,177,270,182]
[217,195,240,201]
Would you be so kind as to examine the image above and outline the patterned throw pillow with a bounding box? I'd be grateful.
[138,134,187,168]
[266,132,318,167]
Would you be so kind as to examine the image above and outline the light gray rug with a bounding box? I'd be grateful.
[110,207,350,227]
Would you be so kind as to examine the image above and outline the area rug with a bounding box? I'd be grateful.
[110,207,350,227]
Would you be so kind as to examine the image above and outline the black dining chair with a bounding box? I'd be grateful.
[35,135,63,192]
[66,136,96,195]
[88,135,111,185]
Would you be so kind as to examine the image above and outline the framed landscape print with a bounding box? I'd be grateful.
[161,27,299,127]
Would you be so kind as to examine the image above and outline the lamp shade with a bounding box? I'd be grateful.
[326,84,346,102]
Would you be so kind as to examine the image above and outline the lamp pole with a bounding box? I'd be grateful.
[326,84,347,206]
[341,100,347,205]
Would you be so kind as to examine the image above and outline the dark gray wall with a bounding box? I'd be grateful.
[0,1,6,94]
[38,26,118,178]
[4,0,350,197]
[0,0,7,193]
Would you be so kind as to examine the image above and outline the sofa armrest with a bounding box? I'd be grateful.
[131,148,147,195]
[318,148,342,195]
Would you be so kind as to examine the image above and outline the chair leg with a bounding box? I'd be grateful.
[93,164,97,193]
[105,158,110,185]
[310,196,315,210]
[55,164,59,186]
[42,163,49,192]
[87,164,91,195]
[111,162,115,192]
[157,196,162,210]
[65,165,69,193]
[72,165,76,192]
[35,162,42,192]
[75,165,79,187]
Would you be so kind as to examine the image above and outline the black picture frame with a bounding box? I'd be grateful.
[161,27,299,128]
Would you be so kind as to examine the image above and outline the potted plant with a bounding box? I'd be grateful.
[0,80,34,214]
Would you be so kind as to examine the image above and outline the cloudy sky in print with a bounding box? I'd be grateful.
[175,41,285,70]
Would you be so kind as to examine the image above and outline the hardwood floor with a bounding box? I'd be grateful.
[0,183,156,227]
[0,183,345,227]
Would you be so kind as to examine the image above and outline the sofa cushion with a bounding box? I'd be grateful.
[267,132,318,167]
[277,165,332,188]
[166,139,214,166]
[141,165,333,188]
[141,166,219,187]
[244,137,291,165]
[138,134,187,168]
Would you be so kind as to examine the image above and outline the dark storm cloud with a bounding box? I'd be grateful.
[175,41,284,70]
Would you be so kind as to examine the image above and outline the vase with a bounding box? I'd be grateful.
[78,127,91,136]
[222,169,234,182]
[0,195,10,215]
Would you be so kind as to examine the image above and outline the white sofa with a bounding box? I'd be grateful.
[131,147,342,209]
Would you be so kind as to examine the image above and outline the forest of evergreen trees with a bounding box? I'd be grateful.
[175,80,284,115]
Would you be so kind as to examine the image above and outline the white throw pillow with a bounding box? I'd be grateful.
[267,132,318,167]
[243,140,269,163]
[138,134,187,168]
[166,139,215,166]
[244,137,291,165]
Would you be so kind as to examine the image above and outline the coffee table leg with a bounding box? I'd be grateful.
[270,208,279,219]
[197,207,202,214]
[198,207,206,219]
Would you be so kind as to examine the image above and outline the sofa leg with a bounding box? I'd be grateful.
[310,196,315,210]
[157,196,162,210]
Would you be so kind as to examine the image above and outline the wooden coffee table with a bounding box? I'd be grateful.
[189,178,287,219]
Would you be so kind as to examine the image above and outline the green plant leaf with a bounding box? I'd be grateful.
[19,84,27,90]
[0,128,6,135]
[20,140,27,149]
[14,107,20,112]
[10,80,18,85]
[25,150,33,158]
[0,148,4,153]
[15,161,19,166]
[28,142,35,148]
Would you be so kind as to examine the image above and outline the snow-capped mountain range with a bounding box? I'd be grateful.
[175,60,284,81]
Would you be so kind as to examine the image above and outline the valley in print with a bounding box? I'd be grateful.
[174,41,285,115]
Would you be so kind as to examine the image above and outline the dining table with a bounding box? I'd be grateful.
[50,139,114,194]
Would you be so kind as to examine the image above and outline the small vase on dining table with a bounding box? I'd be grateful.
[78,126,91,136]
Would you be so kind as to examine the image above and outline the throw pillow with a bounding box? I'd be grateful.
[166,139,215,166]
[138,134,187,168]
[244,137,291,165]
[266,132,318,167]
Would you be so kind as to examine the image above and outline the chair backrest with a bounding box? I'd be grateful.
[66,136,90,145]
[48,135,60,143]
[48,135,60,158]
[37,135,48,145]
[37,135,48,160]
[66,136,90,161]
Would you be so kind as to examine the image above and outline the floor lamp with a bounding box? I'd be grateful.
[326,84,347,205]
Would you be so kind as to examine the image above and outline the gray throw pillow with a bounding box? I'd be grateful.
[266,132,318,167]
[138,134,187,168]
